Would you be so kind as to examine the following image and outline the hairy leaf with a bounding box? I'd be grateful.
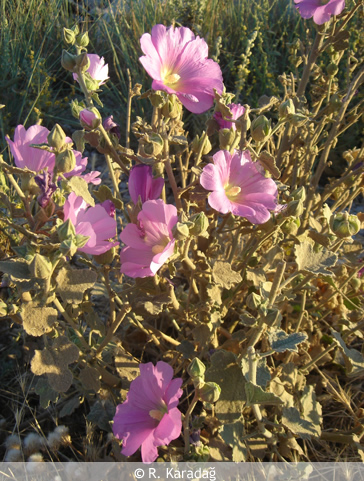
[79,366,101,392]
[212,261,242,289]
[300,385,322,436]
[34,378,59,409]
[269,329,308,353]
[0,259,31,279]
[21,304,57,337]
[59,396,81,418]
[332,330,364,377]
[94,184,124,210]
[295,242,338,275]
[31,336,79,393]
[258,151,281,179]
[245,382,283,406]
[282,407,318,439]
[87,400,115,432]
[205,350,246,423]
[56,266,97,304]
[67,176,95,206]
[220,422,247,462]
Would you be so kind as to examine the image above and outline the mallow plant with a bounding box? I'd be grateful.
[1,4,364,463]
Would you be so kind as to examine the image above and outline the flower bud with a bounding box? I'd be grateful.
[61,50,77,72]
[197,382,221,403]
[172,222,191,240]
[93,247,115,265]
[161,95,182,119]
[76,32,89,48]
[218,128,236,150]
[192,376,205,390]
[330,212,361,238]
[47,124,66,150]
[55,149,76,174]
[246,292,262,310]
[75,52,90,72]
[286,199,304,217]
[289,186,306,202]
[327,62,339,77]
[281,216,301,236]
[29,254,53,279]
[350,277,361,292]
[63,28,76,45]
[150,91,165,108]
[79,108,101,130]
[57,218,76,242]
[189,212,209,237]
[279,99,295,119]
[287,111,307,127]
[191,134,212,156]
[250,115,271,142]
[187,358,206,379]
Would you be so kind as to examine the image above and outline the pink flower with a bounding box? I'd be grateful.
[139,24,224,114]
[129,165,164,204]
[81,171,102,185]
[200,150,278,224]
[6,124,87,177]
[73,54,109,85]
[112,361,183,463]
[294,0,345,24]
[120,199,177,278]
[63,192,118,255]
[214,103,245,130]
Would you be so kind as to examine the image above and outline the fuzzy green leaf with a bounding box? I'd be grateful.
[269,329,308,353]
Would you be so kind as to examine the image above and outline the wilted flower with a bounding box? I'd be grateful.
[34,171,57,208]
[112,361,183,463]
[6,124,87,177]
[63,192,118,255]
[120,199,177,278]
[214,103,245,130]
[73,53,109,86]
[139,24,224,114]
[200,150,279,224]
[129,165,164,204]
[103,115,121,140]
[294,0,345,25]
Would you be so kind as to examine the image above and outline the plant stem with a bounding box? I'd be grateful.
[94,304,131,356]
[183,391,199,455]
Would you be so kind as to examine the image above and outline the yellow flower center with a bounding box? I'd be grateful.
[225,185,241,201]
[149,400,168,421]
[151,235,170,255]
[162,71,181,88]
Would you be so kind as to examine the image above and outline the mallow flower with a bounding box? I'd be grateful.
[200,150,278,224]
[112,361,183,463]
[120,199,177,278]
[294,0,345,24]
[6,124,100,184]
[73,53,109,86]
[63,192,118,255]
[214,103,245,130]
[128,164,164,204]
[139,24,224,114]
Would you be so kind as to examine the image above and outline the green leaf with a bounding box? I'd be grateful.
[268,329,308,353]
[282,407,319,439]
[79,366,101,392]
[34,378,59,409]
[245,382,283,406]
[87,400,115,432]
[72,130,85,154]
[331,330,364,377]
[67,176,95,206]
[93,184,124,210]
[59,396,81,418]
[176,340,196,359]
[56,265,97,304]
[205,350,246,424]
[295,242,338,275]
[92,92,103,107]
[212,261,242,289]
[241,356,270,387]
[220,423,248,462]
